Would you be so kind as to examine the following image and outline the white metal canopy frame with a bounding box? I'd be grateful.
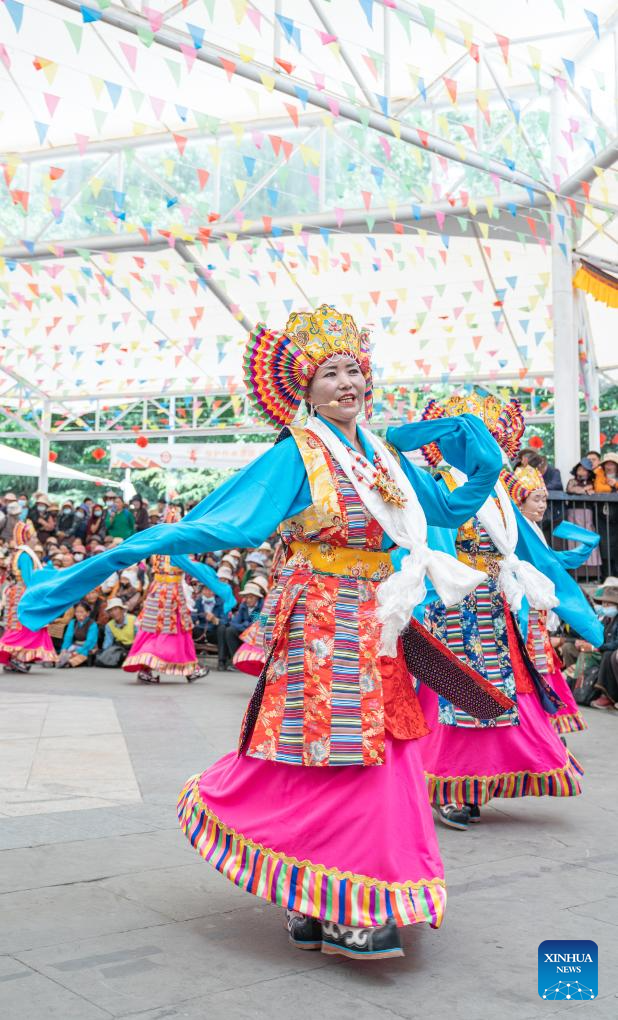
[0,0,616,485]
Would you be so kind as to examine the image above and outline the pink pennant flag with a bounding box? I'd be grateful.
[74,133,89,155]
[44,93,60,117]
[119,41,137,71]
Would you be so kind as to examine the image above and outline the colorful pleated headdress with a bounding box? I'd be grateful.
[13,520,35,546]
[502,465,546,506]
[419,392,526,467]
[243,304,372,429]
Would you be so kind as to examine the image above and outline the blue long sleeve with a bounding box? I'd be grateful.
[61,620,75,651]
[170,554,236,614]
[17,552,36,587]
[19,438,311,630]
[386,414,503,527]
[551,520,601,571]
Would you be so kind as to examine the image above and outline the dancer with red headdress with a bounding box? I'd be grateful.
[0,521,57,673]
[20,306,511,959]
[413,394,602,831]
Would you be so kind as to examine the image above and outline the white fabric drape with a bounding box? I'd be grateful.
[306,418,486,656]
[449,467,558,613]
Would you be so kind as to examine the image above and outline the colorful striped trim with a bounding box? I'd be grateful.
[0,643,57,663]
[177,775,446,929]
[551,712,587,735]
[426,749,584,806]
[123,651,197,676]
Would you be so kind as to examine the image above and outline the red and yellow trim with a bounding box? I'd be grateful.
[177,775,446,929]
[426,749,583,806]
[573,261,618,309]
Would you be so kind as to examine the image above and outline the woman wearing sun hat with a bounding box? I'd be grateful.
[19,304,510,959]
[0,520,57,672]
[414,393,603,831]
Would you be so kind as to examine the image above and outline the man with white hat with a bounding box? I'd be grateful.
[217,581,263,671]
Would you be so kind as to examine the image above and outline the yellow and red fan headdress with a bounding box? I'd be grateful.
[502,465,546,506]
[13,520,35,546]
[243,303,372,429]
[419,392,526,466]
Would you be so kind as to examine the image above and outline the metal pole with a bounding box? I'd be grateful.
[551,82,581,481]
[38,401,51,493]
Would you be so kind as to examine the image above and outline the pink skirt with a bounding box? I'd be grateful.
[418,687,583,806]
[547,666,587,734]
[124,615,197,676]
[178,736,446,929]
[0,626,57,664]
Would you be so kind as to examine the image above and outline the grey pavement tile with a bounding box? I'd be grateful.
[117,971,411,1020]
[0,882,170,953]
[14,906,332,1016]
[0,802,176,851]
[568,896,618,927]
[0,828,197,894]
[0,956,110,1020]
[99,862,246,921]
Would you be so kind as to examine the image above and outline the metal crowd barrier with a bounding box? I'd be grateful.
[544,492,618,584]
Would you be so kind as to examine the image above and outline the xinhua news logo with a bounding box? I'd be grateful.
[538,940,598,1000]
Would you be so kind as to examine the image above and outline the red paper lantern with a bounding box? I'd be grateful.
[528,435,544,449]
[599,433,607,446]
[612,434,618,446]
[48,451,58,462]
[135,435,148,449]
[91,447,106,461]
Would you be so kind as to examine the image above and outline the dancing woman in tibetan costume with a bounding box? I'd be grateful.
[415,395,603,831]
[505,465,597,736]
[123,505,234,684]
[19,306,509,960]
[0,521,57,673]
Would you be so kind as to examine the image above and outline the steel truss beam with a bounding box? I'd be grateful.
[46,0,548,200]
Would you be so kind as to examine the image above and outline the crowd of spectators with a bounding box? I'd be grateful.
[0,487,276,673]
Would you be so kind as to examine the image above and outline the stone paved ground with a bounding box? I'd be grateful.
[1,665,617,1020]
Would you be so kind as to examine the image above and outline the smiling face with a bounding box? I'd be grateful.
[520,488,547,523]
[306,357,365,426]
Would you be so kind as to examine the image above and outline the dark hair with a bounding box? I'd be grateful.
[571,462,593,480]
[75,601,91,614]
[528,453,547,471]
[586,450,601,459]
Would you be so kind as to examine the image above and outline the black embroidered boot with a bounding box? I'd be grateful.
[285,910,322,951]
[321,917,404,959]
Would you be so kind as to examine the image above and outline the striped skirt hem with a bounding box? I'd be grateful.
[0,642,57,663]
[426,749,584,806]
[550,711,587,735]
[123,652,197,675]
[177,774,447,929]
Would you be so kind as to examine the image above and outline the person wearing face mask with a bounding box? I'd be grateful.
[72,507,88,541]
[588,585,618,708]
[86,503,106,542]
[28,492,50,530]
[57,500,76,537]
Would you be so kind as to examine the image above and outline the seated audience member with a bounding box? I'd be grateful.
[86,503,106,541]
[57,602,99,668]
[217,581,263,672]
[192,585,224,645]
[96,598,137,667]
[589,584,618,709]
